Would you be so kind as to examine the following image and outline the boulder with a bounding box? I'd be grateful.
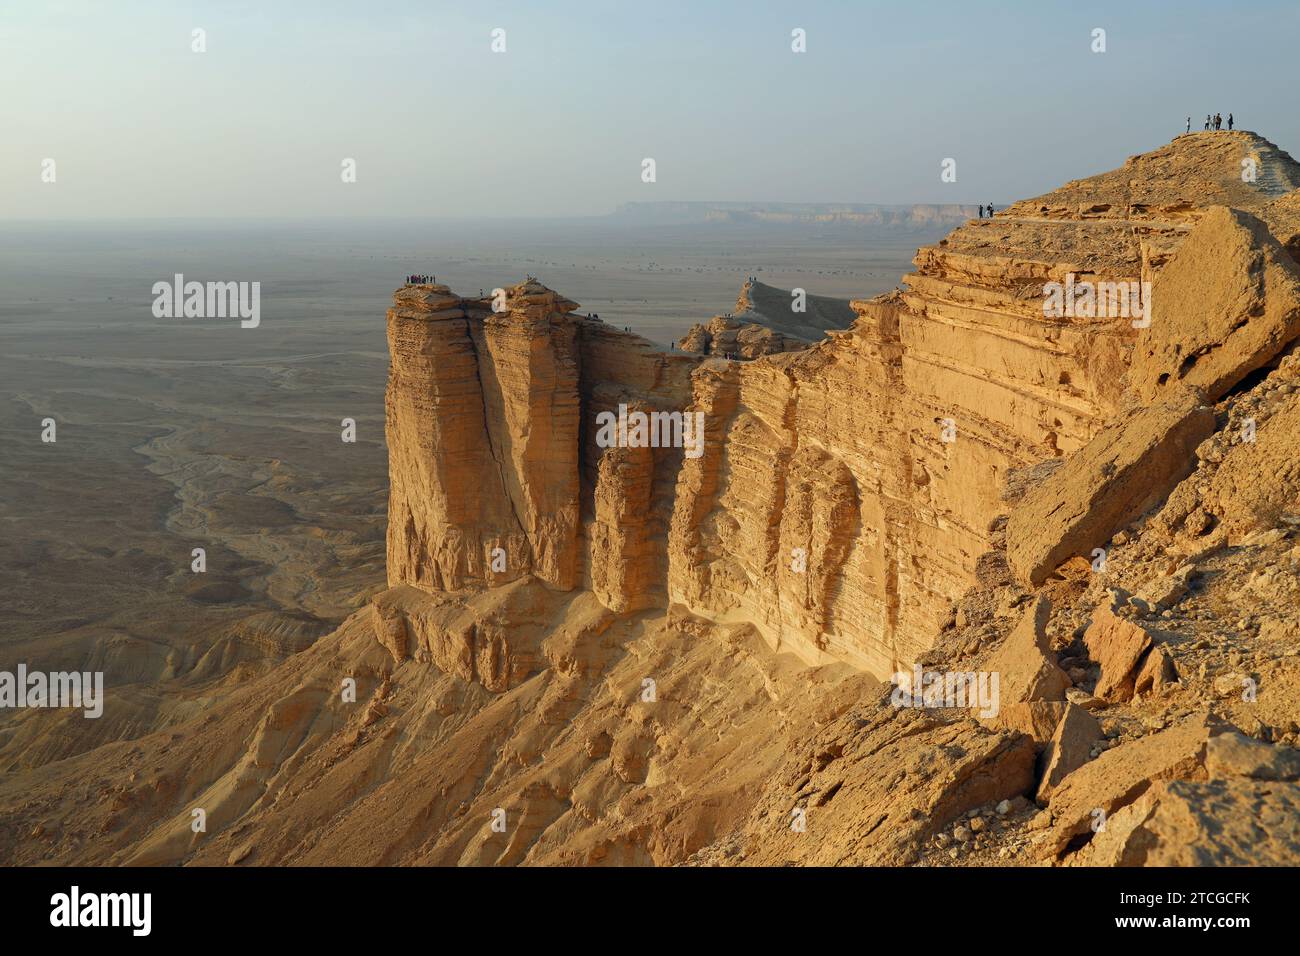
[1136,564,1195,611]
[1067,790,1161,866]
[1043,712,1222,858]
[1130,206,1300,404]
[1083,599,1154,703]
[1007,386,1215,586]
[1132,645,1178,697]
[1077,778,1300,866]
[1205,731,1300,781]
[981,700,1067,743]
[1036,703,1103,805]
[983,596,1070,705]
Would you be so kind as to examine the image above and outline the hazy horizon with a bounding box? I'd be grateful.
[5,0,1298,220]
[0,202,978,226]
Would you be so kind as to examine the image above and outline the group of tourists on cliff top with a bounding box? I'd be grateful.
[405,274,435,285]
[976,204,996,219]
[1188,113,1233,132]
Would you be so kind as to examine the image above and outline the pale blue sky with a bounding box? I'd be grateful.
[3,0,1296,218]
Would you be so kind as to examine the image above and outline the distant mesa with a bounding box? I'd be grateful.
[609,200,977,229]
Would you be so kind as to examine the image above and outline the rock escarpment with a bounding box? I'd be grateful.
[357,131,1300,867]
[663,133,1299,674]
[16,133,1300,869]
[385,131,1300,682]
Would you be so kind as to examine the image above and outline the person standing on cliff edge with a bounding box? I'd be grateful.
[1186,117,1191,133]
[1228,113,1234,130]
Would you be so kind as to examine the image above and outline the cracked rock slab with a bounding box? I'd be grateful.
[1007,386,1215,586]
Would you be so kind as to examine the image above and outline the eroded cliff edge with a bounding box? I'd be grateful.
[383,131,1300,681]
[8,131,1300,867]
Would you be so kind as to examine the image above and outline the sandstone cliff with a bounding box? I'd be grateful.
[8,132,1300,868]
[385,280,697,612]
[317,130,1300,865]
[667,130,1300,676]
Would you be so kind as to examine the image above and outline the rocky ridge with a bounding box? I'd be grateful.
[676,278,857,358]
[5,131,1300,866]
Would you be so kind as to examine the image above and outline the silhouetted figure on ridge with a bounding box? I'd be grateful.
[1205,115,1212,130]
[1228,113,1234,130]
[1186,117,1191,134]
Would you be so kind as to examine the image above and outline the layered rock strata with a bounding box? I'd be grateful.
[10,133,1300,869]
[386,132,1300,681]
